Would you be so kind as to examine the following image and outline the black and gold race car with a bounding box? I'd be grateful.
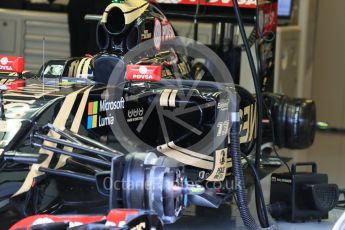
[0,1,316,229]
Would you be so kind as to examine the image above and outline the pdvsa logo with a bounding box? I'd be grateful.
[0,57,13,71]
[132,66,153,80]
[1,57,9,65]
[87,101,98,129]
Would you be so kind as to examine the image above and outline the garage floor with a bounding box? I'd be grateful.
[166,132,345,229]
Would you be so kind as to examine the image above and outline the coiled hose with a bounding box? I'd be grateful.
[230,112,276,230]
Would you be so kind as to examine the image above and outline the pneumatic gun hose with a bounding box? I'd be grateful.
[230,112,276,230]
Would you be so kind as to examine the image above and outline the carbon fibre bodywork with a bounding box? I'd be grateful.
[0,71,257,225]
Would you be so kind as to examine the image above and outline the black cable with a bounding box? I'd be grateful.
[233,0,269,228]
[240,28,258,51]
[272,145,290,173]
[270,136,290,173]
[230,119,261,230]
[253,8,268,227]
[253,0,289,174]
[233,0,263,170]
[263,102,291,173]
[193,0,200,41]
[255,40,262,78]
[242,153,268,222]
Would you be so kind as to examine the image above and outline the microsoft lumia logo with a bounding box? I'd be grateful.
[87,101,98,129]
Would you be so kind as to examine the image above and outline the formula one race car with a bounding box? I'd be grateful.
[0,0,316,229]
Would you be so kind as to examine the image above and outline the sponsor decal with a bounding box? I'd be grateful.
[0,57,12,71]
[127,108,144,123]
[240,104,256,143]
[154,19,162,50]
[99,98,125,112]
[206,148,227,181]
[153,18,176,50]
[275,178,292,184]
[161,22,175,42]
[198,171,210,180]
[216,120,229,137]
[217,99,230,111]
[87,101,98,129]
[0,56,24,73]
[87,98,125,129]
[126,65,162,82]
[0,57,9,65]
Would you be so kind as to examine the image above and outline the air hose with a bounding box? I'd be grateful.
[230,112,276,230]
[232,0,271,227]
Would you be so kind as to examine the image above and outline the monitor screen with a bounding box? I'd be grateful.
[278,0,293,18]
